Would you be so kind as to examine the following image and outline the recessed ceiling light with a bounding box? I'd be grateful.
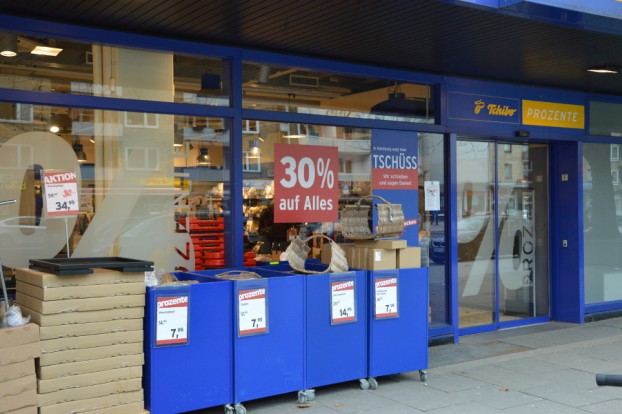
[586,65,620,74]
[31,46,63,56]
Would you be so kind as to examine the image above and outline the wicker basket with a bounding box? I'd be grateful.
[214,270,262,280]
[285,234,348,274]
[341,195,404,240]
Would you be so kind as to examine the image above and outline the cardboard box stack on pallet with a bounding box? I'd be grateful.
[14,268,147,414]
[323,239,421,270]
[0,323,41,414]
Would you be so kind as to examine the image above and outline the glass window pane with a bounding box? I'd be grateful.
[0,31,229,106]
[584,143,622,303]
[0,103,231,271]
[242,62,436,123]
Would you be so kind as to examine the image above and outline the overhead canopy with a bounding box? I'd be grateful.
[2,0,622,95]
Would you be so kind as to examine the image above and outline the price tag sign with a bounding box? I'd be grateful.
[375,277,399,319]
[331,279,356,324]
[274,143,338,223]
[238,287,268,336]
[42,170,80,217]
[155,295,189,346]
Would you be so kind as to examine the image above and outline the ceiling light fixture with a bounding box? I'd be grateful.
[0,32,17,57]
[31,46,63,56]
[245,140,262,159]
[196,147,211,166]
[586,65,620,74]
[72,136,87,163]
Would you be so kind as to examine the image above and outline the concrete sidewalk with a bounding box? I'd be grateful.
[195,317,622,413]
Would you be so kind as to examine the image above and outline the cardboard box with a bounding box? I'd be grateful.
[0,359,35,383]
[0,382,37,412]
[38,342,143,367]
[351,247,396,270]
[41,330,143,354]
[353,239,408,249]
[37,354,144,380]
[87,401,145,414]
[38,390,144,414]
[397,246,421,268]
[0,323,40,349]
[22,306,144,327]
[39,319,143,340]
[16,293,145,315]
[0,342,41,366]
[38,366,143,394]
[16,281,146,301]
[15,268,145,288]
[0,374,36,399]
[38,378,142,407]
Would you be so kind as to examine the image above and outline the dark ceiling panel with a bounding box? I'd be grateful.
[1,0,622,95]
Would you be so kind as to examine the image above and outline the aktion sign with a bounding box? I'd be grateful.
[274,144,338,223]
[42,170,80,217]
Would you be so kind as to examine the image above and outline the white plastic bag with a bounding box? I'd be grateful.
[6,304,30,327]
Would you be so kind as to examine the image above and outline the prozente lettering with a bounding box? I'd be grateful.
[525,108,579,123]
[332,281,354,291]
[157,296,188,308]
[376,278,397,287]
[239,289,266,300]
[44,172,77,184]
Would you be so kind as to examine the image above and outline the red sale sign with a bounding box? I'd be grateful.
[274,144,338,223]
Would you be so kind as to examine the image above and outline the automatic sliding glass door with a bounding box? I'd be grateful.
[457,139,549,330]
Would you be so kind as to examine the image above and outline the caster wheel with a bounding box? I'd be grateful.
[224,404,234,414]
[368,377,378,390]
[297,391,307,404]
[420,370,428,382]
[359,378,370,390]
[306,389,316,402]
[234,403,246,414]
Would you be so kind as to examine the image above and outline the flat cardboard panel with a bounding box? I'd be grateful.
[21,306,144,327]
[38,343,143,367]
[37,390,144,414]
[0,374,36,399]
[0,323,40,349]
[397,247,421,268]
[37,354,144,380]
[2,405,37,414]
[15,268,145,288]
[16,293,144,315]
[39,319,143,340]
[87,401,145,414]
[0,359,35,383]
[37,378,143,407]
[353,239,408,249]
[0,342,41,366]
[0,387,37,412]
[38,366,143,394]
[41,330,143,354]
[16,281,145,301]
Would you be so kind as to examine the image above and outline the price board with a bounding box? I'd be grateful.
[331,279,356,324]
[42,170,80,217]
[238,287,268,336]
[274,143,338,223]
[155,295,189,346]
[374,276,399,319]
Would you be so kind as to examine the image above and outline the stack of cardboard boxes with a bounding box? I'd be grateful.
[15,268,146,414]
[0,322,41,414]
[323,239,421,270]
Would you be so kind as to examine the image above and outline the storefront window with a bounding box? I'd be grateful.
[242,121,373,260]
[242,62,436,123]
[0,103,231,271]
[0,31,230,106]
[583,143,622,303]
